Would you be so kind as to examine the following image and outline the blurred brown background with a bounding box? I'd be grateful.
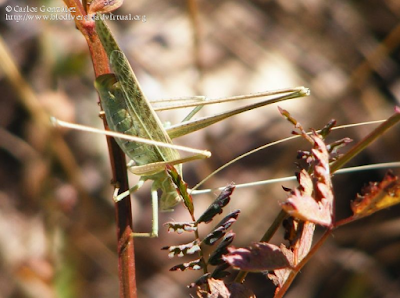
[0,0,400,297]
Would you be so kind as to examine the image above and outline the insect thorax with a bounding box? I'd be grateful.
[151,170,183,211]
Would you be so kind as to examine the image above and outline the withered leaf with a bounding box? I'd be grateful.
[164,221,197,234]
[211,263,231,279]
[188,273,210,288]
[283,218,315,257]
[281,189,332,226]
[319,119,336,138]
[327,137,352,155]
[208,232,235,266]
[228,283,256,298]
[162,240,200,258]
[282,134,334,226]
[203,210,240,246]
[351,171,400,217]
[295,221,315,263]
[223,242,291,272]
[170,259,204,272]
[297,169,313,195]
[205,278,230,298]
[267,245,294,288]
[196,184,235,224]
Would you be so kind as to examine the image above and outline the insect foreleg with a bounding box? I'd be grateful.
[114,178,146,203]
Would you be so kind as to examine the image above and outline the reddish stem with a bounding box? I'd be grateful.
[62,1,137,297]
[274,228,332,298]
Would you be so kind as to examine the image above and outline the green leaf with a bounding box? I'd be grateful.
[166,165,195,216]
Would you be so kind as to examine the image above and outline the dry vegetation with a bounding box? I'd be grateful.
[0,0,400,297]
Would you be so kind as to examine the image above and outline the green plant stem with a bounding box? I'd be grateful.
[331,110,400,173]
[194,228,209,275]
[260,210,288,243]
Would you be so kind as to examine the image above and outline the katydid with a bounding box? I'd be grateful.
[74,17,310,237]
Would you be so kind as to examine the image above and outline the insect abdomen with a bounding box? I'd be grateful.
[95,74,161,165]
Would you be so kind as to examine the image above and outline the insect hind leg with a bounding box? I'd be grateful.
[131,185,159,238]
[114,178,159,238]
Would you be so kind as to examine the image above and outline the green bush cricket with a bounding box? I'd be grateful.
[55,15,310,237]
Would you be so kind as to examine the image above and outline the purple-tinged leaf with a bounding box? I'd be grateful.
[188,273,210,288]
[297,150,311,161]
[311,134,334,216]
[319,119,336,138]
[283,218,315,260]
[228,283,256,298]
[223,242,291,272]
[164,222,197,234]
[283,218,315,273]
[295,221,315,263]
[203,210,240,246]
[281,134,334,226]
[206,278,230,298]
[170,258,204,271]
[267,245,294,289]
[203,219,236,246]
[297,169,313,195]
[312,136,330,178]
[326,137,352,155]
[281,189,332,226]
[279,107,314,143]
[211,263,231,279]
[208,232,235,266]
[196,184,235,224]
[162,240,201,258]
